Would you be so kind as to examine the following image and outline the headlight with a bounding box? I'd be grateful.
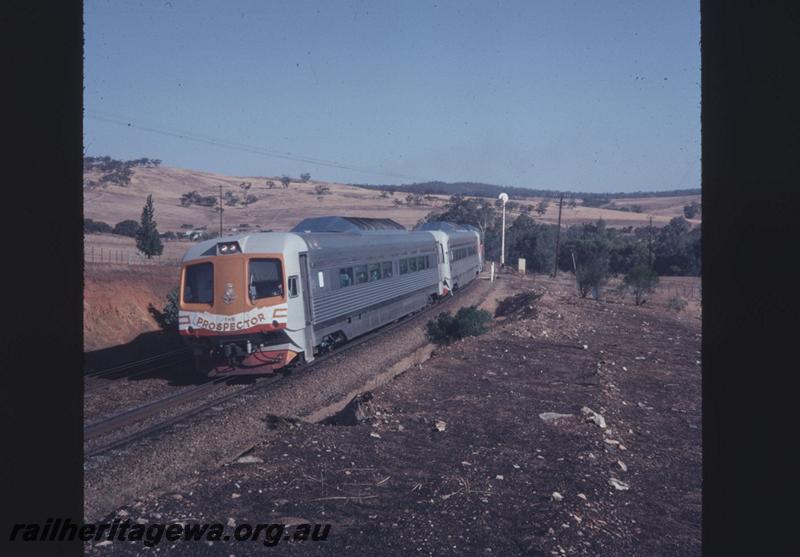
[217,241,241,255]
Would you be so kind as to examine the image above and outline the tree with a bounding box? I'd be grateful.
[136,194,164,258]
[575,250,609,299]
[683,201,701,219]
[506,213,557,272]
[624,264,659,305]
[266,180,276,189]
[405,193,424,206]
[581,194,610,208]
[180,190,217,208]
[113,219,141,238]
[280,176,291,188]
[84,218,112,234]
[572,233,611,298]
[653,217,700,276]
[314,184,330,196]
[223,191,240,206]
[535,200,548,215]
[99,165,134,187]
[430,195,497,237]
[300,173,311,182]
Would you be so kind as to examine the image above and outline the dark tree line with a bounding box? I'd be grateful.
[351,180,699,201]
[83,156,161,171]
[83,156,162,187]
[180,190,218,208]
[422,196,701,281]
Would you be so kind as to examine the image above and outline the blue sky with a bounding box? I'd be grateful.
[84,0,700,192]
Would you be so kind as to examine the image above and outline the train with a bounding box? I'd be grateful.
[177,216,483,375]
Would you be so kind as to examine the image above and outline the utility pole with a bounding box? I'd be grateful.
[498,192,509,266]
[219,184,223,237]
[553,194,564,277]
[648,215,653,267]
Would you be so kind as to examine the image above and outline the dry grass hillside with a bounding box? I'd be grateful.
[84,166,701,238]
[83,166,440,234]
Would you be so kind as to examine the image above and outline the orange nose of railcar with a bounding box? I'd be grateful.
[179,252,287,337]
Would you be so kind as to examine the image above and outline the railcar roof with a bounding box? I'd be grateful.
[299,230,436,252]
[291,216,406,233]
[181,232,307,261]
[416,221,482,236]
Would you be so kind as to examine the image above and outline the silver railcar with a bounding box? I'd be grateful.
[178,217,462,375]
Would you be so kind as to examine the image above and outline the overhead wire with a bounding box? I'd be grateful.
[85,110,428,183]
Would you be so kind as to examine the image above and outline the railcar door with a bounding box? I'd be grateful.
[298,253,315,361]
[436,239,452,296]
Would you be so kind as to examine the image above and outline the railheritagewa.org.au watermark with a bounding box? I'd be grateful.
[8,518,331,547]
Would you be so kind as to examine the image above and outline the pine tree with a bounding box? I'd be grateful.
[136,194,164,258]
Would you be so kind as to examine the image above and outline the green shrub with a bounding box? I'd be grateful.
[426,306,492,345]
[84,218,112,234]
[162,287,179,327]
[113,219,141,238]
[683,201,701,219]
[576,252,609,298]
[149,287,180,331]
[668,296,688,312]
[624,264,660,305]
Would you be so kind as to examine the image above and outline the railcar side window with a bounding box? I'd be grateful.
[288,276,298,298]
[399,259,408,275]
[417,256,425,270]
[183,262,214,304]
[369,263,381,281]
[249,259,284,300]
[408,257,417,272]
[339,267,354,288]
[355,265,368,284]
[452,247,470,261]
[382,261,393,278]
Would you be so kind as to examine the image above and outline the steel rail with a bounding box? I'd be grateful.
[84,279,481,458]
[84,348,189,379]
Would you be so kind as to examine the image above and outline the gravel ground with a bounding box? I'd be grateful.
[84,276,496,522]
[85,272,700,555]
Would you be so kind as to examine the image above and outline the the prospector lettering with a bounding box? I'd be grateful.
[194,313,267,331]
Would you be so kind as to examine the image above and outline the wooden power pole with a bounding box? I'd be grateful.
[219,184,223,237]
[553,194,564,277]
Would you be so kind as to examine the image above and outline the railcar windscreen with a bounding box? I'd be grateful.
[183,262,214,304]
[249,259,284,300]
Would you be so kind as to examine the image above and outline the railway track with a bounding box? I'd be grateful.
[84,348,192,394]
[84,279,481,458]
